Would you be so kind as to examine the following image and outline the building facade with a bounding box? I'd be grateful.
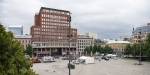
[77,35,94,56]
[85,32,98,39]
[8,25,31,49]
[132,23,150,43]
[106,40,130,56]
[31,7,77,57]
[8,25,23,35]
[15,35,32,49]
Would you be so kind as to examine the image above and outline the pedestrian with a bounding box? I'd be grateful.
[98,58,101,62]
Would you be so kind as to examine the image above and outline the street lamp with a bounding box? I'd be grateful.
[67,13,71,75]
[138,29,142,65]
[67,12,75,75]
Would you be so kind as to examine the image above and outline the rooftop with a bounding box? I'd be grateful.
[15,35,31,39]
[8,25,23,28]
[105,39,130,44]
[40,7,70,13]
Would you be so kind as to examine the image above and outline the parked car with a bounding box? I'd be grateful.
[106,54,117,58]
[62,57,69,60]
[101,56,109,60]
[53,56,60,59]
[32,58,41,63]
[73,60,80,64]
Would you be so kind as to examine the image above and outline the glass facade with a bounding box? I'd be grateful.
[133,25,150,35]
[8,26,23,35]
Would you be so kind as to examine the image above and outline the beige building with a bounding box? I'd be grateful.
[106,40,130,56]
[77,35,94,56]
[15,35,32,49]
[85,32,98,39]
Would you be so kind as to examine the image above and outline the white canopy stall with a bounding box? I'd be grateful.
[78,56,95,64]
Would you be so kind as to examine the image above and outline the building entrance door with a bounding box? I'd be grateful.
[51,48,62,56]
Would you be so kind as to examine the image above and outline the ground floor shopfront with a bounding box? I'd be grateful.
[33,47,77,58]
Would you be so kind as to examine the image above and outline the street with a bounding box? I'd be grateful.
[32,59,150,75]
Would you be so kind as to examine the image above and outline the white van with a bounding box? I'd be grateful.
[42,56,55,63]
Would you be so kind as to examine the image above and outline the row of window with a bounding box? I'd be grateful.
[19,40,31,44]
[40,36,67,39]
[42,9,70,15]
[33,39,68,42]
[41,25,69,29]
[34,28,40,31]
[41,18,68,22]
[78,40,93,43]
[40,30,68,33]
[33,42,76,47]
[78,49,84,52]
[41,14,68,19]
[78,43,91,46]
[41,21,69,25]
[42,25,56,28]
[78,46,88,49]
[40,31,68,34]
[33,32,40,34]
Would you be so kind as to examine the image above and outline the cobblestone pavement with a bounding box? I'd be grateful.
[32,59,150,75]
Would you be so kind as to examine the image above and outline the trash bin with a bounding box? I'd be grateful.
[68,63,75,69]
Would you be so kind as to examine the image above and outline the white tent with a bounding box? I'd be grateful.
[79,56,95,64]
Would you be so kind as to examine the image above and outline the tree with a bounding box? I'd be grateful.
[125,44,132,56]
[85,45,114,56]
[144,34,150,58]
[25,45,33,57]
[103,45,113,54]
[124,34,150,60]
[84,46,92,56]
[0,24,37,75]
[97,45,103,54]
[92,45,98,54]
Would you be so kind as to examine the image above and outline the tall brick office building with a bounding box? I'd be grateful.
[31,7,77,57]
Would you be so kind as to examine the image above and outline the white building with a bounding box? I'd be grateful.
[85,32,98,39]
[15,35,32,49]
[77,35,94,56]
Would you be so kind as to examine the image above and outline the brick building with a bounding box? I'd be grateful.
[31,7,77,57]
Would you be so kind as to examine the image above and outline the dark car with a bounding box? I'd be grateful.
[101,56,109,60]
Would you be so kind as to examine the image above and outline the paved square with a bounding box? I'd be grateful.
[32,59,150,75]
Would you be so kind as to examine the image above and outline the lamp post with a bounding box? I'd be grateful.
[91,37,94,56]
[68,13,71,75]
[138,29,142,65]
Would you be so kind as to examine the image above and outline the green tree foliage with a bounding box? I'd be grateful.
[125,33,150,59]
[84,46,92,56]
[103,45,113,54]
[92,45,98,54]
[0,24,37,75]
[84,45,113,56]
[25,45,33,57]
[124,44,132,55]
[144,34,150,58]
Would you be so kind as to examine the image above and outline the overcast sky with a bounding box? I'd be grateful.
[0,0,150,39]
